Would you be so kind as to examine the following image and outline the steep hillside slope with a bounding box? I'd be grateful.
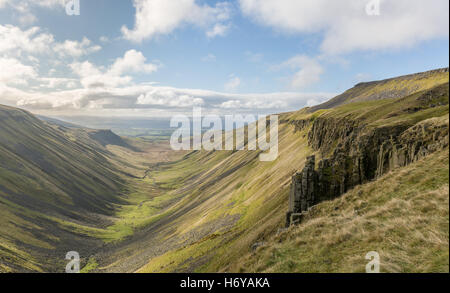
[233,148,449,273]
[0,105,126,271]
[1,68,448,273]
[104,75,448,273]
[0,105,183,272]
[0,105,125,216]
[310,68,448,112]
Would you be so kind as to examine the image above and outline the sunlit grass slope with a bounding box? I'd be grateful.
[0,105,126,271]
[232,149,449,273]
[136,119,311,272]
[310,68,448,111]
[136,78,448,273]
[1,68,448,273]
[0,105,182,272]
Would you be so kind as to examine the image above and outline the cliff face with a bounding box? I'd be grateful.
[286,85,449,227]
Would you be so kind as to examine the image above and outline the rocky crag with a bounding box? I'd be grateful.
[286,86,449,227]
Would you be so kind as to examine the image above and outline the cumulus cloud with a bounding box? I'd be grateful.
[0,24,103,91]
[109,49,159,76]
[239,0,449,55]
[0,0,65,24]
[69,50,159,88]
[137,90,204,108]
[277,55,324,89]
[0,3,340,116]
[0,57,37,85]
[122,0,232,42]
[69,61,131,89]
[38,77,78,89]
[54,38,101,58]
[0,0,65,10]
[206,23,231,38]
[0,24,100,58]
[0,25,54,54]
[1,80,335,116]
[0,58,79,90]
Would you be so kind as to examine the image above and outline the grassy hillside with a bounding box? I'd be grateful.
[310,68,448,112]
[1,68,448,273]
[232,149,449,273]
[0,105,116,271]
[0,105,182,272]
[115,77,448,273]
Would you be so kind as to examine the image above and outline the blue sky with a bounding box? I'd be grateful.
[0,0,448,117]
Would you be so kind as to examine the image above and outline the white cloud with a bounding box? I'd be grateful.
[225,75,241,91]
[278,55,324,89]
[0,0,65,9]
[17,12,37,25]
[54,37,101,58]
[0,25,54,54]
[0,0,65,24]
[0,57,37,85]
[0,24,103,91]
[206,23,231,38]
[69,50,159,88]
[219,99,285,110]
[99,36,110,43]
[1,80,335,116]
[109,49,158,76]
[38,77,79,89]
[32,0,65,8]
[0,25,100,59]
[122,0,232,42]
[239,0,449,55]
[137,90,204,108]
[70,61,131,89]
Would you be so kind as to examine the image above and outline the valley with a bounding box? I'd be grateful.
[0,68,449,273]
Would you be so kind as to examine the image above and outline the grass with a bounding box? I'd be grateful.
[310,69,449,111]
[231,150,449,273]
[81,257,99,273]
[1,71,448,272]
[135,82,449,273]
[136,121,314,273]
[0,105,186,271]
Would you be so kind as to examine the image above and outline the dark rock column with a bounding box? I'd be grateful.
[302,156,316,211]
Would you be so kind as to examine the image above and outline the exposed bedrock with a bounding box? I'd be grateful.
[286,116,449,227]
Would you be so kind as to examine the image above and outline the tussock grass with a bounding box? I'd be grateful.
[231,150,449,273]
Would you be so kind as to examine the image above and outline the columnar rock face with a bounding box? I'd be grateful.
[288,156,317,214]
[286,116,449,227]
[376,119,449,177]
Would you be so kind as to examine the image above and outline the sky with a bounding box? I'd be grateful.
[0,0,448,118]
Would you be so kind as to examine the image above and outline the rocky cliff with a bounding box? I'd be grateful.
[286,85,449,227]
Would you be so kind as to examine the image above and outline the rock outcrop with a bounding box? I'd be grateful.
[286,115,449,227]
[286,156,317,225]
[376,118,449,177]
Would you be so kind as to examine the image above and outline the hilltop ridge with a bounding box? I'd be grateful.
[310,67,449,112]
